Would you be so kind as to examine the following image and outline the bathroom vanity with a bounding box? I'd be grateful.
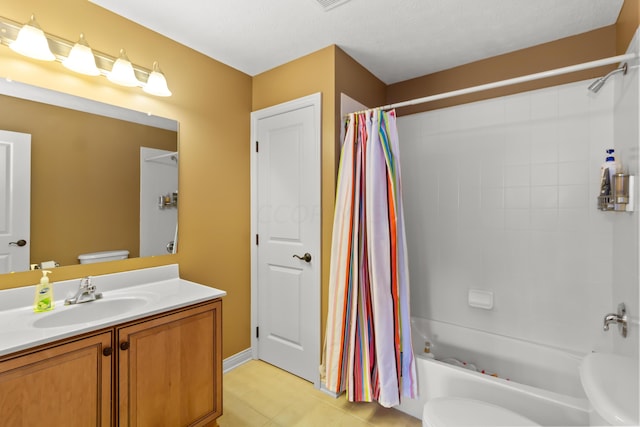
[0,265,225,427]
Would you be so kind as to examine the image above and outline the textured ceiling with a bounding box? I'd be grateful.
[89,0,624,84]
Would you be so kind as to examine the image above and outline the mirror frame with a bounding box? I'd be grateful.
[0,79,178,131]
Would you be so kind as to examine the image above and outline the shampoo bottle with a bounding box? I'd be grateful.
[605,149,619,186]
[600,149,619,209]
[34,270,54,312]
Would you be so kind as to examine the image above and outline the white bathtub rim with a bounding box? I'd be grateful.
[415,355,590,412]
[411,316,589,397]
[411,317,587,359]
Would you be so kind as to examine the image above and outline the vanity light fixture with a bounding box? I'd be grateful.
[143,62,172,97]
[0,14,172,97]
[107,49,140,87]
[9,14,54,61]
[62,33,100,76]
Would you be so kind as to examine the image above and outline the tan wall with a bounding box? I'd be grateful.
[386,27,618,116]
[331,47,386,337]
[252,46,387,346]
[1,0,638,362]
[0,0,252,358]
[617,0,640,55]
[252,46,336,348]
[386,2,640,115]
[0,94,177,266]
[334,46,387,146]
[335,47,387,110]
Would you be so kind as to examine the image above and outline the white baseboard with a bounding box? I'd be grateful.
[223,348,253,373]
[320,385,341,398]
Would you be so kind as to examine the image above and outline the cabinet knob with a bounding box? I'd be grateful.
[102,347,112,357]
[120,341,130,351]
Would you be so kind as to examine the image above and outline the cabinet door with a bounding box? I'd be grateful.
[0,332,113,427]
[118,300,222,427]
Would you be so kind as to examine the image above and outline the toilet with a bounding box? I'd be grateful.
[423,397,540,427]
[78,250,130,264]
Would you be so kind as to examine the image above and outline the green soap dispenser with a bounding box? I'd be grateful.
[34,270,54,312]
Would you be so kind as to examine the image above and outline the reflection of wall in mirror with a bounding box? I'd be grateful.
[0,94,178,268]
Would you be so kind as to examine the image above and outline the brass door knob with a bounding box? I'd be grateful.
[293,253,312,263]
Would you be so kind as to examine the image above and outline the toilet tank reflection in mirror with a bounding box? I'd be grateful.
[0,79,178,273]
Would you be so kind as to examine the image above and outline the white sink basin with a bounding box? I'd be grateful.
[580,352,639,426]
[33,297,148,328]
[0,265,226,357]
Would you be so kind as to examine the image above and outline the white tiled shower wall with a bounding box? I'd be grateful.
[398,70,638,355]
[613,35,640,359]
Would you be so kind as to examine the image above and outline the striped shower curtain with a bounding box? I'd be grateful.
[323,109,417,407]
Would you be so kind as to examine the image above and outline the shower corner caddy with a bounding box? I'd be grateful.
[158,192,178,210]
[598,174,635,212]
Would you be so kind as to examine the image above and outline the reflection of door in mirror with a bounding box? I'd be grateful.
[140,147,178,256]
[0,130,31,273]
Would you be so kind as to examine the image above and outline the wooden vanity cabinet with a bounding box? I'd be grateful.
[117,300,222,427]
[0,299,222,427]
[0,331,113,427]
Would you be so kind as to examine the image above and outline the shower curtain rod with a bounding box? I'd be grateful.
[371,52,638,112]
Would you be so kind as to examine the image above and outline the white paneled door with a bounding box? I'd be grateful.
[251,93,321,385]
[0,130,31,273]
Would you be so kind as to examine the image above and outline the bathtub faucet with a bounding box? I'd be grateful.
[603,303,627,338]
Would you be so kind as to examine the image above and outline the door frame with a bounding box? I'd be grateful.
[250,93,322,388]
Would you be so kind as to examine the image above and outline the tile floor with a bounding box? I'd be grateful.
[217,360,421,426]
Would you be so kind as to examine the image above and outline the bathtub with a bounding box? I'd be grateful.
[397,317,591,426]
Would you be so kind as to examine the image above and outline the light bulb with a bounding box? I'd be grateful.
[107,49,140,87]
[143,61,172,97]
[62,33,100,76]
[9,14,55,61]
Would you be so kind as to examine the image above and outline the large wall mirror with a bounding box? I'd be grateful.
[0,79,179,273]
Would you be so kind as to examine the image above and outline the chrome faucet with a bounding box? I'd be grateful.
[603,303,627,338]
[65,276,103,305]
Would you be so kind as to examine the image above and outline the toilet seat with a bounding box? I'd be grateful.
[423,397,540,427]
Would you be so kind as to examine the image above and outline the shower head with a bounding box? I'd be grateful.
[588,62,628,93]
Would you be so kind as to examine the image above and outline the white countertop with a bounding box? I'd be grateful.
[0,265,225,357]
